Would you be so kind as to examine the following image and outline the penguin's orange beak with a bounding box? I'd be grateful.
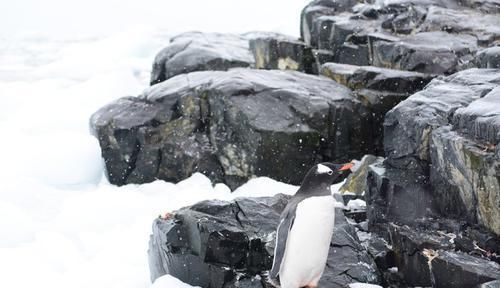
[338,162,354,171]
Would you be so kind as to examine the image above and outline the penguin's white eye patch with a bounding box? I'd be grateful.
[317,164,333,174]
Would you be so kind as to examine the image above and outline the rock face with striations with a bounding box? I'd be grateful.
[91,69,372,189]
[150,32,316,85]
[321,62,434,152]
[301,0,500,74]
[148,193,381,288]
[366,68,500,286]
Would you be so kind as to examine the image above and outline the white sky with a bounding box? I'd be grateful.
[0,0,310,38]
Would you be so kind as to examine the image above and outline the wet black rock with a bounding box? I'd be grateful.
[321,62,434,152]
[382,68,500,235]
[386,222,500,287]
[150,32,318,86]
[148,194,381,288]
[300,0,359,48]
[249,34,315,73]
[364,67,500,286]
[150,32,254,85]
[366,162,434,233]
[431,250,500,288]
[321,62,433,94]
[384,68,500,171]
[373,31,477,75]
[420,6,500,43]
[320,222,381,287]
[91,69,373,189]
[301,0,500,74]
[148,194,289,288]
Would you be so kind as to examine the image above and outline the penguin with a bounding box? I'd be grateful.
[269,162,354,288]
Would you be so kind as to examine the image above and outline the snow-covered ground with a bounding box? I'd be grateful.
[0,1,315,287]
[1,1,376,287]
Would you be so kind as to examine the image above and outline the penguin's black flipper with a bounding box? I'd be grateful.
[269,199,300,287]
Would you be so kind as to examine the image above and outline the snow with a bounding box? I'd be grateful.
[0,1,365,287]
[152,275,201,288]
[347,199,367,211]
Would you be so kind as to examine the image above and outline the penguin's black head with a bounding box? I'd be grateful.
[297,162,354,195]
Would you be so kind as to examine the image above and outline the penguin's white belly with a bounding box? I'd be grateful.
[279,195,335,288]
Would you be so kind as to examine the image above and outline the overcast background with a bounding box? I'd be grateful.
[0,0,309,38]
[0,1,312,287]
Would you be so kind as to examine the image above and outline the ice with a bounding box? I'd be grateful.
[0,1,312,287]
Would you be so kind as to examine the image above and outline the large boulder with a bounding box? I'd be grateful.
[382,69,500,235]
[420,6,500,44]
[300,0,359,48]
[365,68,500,285]
[321,62,434,153]
[384,68,500,171]
[387,222,500,287]
[372,31,477,75]
[150,32,254,85]
[249,33,316,73]
[148,194,381,288]
[150,32,317,85]
[300,0,500,74]
[430,89,500,235]
[91,69,373,189]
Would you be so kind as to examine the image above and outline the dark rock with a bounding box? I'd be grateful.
[380,68,500,234]
[334,43,370,66]
[383,4,427,34]
[312,13,384,65]
[388,223,454,286]
[384,68,500,171]
[300,0,359,47]
[148,194,290,287]
[150,32,318,86]
[366,162,434,232]
[387,221,500,287]
[302,0,500,76]
[367,66,500,287]
[430,250,500,287]
[319,220,381,287]
[150,32,254,85]
[420,6,500,43]
[148,194,382,288]
[92,69,373,189]
[249,34,315,73]
[321,62,433,93]
[321,63,434,152]
[475,47,500,69]
[430,125,500,235]
[312,49,335,73]
[366,236,395,271]
[372,31,477,75]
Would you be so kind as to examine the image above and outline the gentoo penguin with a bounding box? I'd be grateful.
[269,162,353,288]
